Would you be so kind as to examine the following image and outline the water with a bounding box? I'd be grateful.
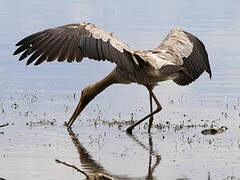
[1,0,240,179]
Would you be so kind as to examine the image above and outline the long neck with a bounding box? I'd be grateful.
[85,69,119,100]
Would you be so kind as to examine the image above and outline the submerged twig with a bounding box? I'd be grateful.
[0,123,9,128]
[55,158,116,180]
[0,97,6,119]
[55,159,90,179]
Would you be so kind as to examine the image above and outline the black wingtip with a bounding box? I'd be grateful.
[13,50,18,55]
[15,38,28,46]
[26,60,33,66]
[34,61,41,66]
[207,69,212,79]
[15,41,22,46]
[19,51,29,61]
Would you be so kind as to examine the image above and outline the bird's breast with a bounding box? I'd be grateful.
[116,66,178,87]
[143,67,178,85]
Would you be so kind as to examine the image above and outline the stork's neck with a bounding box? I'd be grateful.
[83,69,119,100]
[92,76,113,95]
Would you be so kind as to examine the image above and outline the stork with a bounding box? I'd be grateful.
[13,23,212,134]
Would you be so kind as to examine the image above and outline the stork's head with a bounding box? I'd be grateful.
[66,85,98,128]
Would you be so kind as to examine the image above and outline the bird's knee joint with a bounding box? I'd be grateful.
[156,106,162,112]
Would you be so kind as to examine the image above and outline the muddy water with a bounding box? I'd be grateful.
[1,0,240,179]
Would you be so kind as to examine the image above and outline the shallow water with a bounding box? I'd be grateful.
[1,0,240,179]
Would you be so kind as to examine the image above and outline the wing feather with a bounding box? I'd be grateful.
[13,23,139,74]
[66,38,76,62]
[26,48,44,65]
[47,36,67,62]
[153,28,212,85]
[58,37,71,62]
[34,36,63,65]
[96,39,104,60]
[15,31,45,46]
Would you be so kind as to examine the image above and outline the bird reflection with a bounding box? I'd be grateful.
[55,128,161,179]
[127,134,161,180]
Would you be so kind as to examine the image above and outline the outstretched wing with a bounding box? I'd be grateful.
[150,28,212,86]
[13,23,139,73]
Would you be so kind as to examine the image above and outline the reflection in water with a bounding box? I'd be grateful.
[55,129,161,179]
[127,135,161,180]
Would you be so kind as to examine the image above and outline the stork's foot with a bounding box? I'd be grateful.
[126,126,133,135]
[64,121,74,132]
[126,116,154,135]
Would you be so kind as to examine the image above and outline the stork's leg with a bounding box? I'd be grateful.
[126,86,162,134]
[148,90,153,133]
